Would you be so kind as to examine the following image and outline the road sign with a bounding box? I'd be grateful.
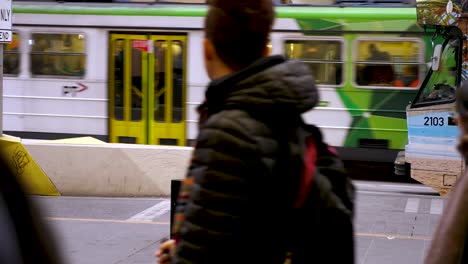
[0,0,11,43]
[0,30,11,42]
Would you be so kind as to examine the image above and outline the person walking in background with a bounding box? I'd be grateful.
[155,0,324,263]
[424,80,468,264]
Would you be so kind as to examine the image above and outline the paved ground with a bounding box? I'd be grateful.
[31,182,444,264]
[355,191,442,264]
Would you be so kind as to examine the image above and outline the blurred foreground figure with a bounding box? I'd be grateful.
[424,81,468,264]
[0,156,63,264]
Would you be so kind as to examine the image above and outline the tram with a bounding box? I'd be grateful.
[398,0,467,195]
[5,0,430,163]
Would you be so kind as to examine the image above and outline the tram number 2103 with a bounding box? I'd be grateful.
[424,116,445,126]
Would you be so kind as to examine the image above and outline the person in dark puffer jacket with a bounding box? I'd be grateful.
[156,0,318,263]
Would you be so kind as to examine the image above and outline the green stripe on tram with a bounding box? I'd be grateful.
[275,7,417,20]
[12,4,416,20]
[12,4,208,17]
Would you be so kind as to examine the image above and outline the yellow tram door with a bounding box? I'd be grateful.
[109,34,186,145]
[148,36,186,146]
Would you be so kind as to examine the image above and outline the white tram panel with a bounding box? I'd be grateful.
[3,27,108,136]
[186,30,209,140]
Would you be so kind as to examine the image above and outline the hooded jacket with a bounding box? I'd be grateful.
[172,55,318,264]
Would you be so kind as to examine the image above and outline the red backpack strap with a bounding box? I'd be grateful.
[293,135,317,208]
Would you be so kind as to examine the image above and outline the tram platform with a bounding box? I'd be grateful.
[354,184,441,264]
[32,181,443,264]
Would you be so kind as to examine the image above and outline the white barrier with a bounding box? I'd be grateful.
[24,140,193,197]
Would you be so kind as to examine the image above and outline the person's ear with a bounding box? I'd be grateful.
[203,38,215,64]
[204,38,216,78]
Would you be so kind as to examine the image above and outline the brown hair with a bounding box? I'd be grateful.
[204,0,275,71]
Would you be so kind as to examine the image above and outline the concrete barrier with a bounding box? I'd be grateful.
[22,139,193,197]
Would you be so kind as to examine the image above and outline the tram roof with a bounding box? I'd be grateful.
[12,2,417,20]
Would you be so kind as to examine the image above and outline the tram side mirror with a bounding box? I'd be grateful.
[432,44,442,72]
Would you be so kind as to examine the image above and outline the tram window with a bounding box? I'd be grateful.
[172,40,184,123]
[131,40,143,121]
[284,39,343,85]
[4,33,19,76]
[154,40,167,122]
[113,39,124,121]
[30,33,85,78]
[355,40,422,88]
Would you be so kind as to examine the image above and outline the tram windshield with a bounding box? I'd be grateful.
[413,33,459,105]
[412,0,468,106]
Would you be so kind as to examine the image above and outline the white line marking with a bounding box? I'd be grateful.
[353,181,438,195]
[127,200,171,222]
[430,199,444,215]
[48,217,169,225]
[405,198,420,213]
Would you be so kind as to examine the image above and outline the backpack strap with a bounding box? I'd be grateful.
[293,127,317,209]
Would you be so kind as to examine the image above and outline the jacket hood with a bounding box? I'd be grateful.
[205,55,318,118]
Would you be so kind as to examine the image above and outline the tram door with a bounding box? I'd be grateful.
[109,34,186,145]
